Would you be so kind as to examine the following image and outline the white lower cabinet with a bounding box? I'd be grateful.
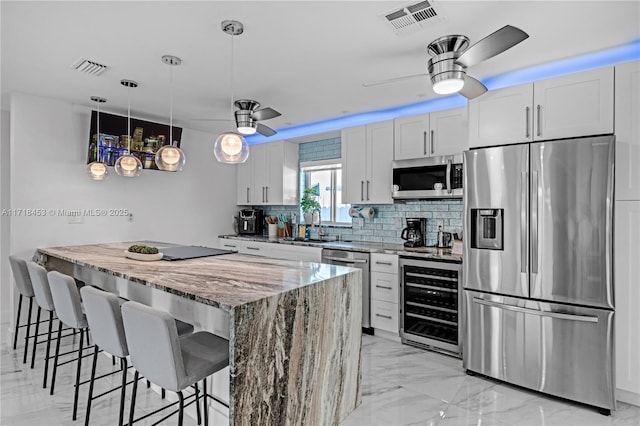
[218,238,245,252]
[370,253,399,335]
[614,200,640,406]
[269,245,322,262]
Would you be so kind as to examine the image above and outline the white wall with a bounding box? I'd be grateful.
[1,109,10,326]
[5,92,238,337]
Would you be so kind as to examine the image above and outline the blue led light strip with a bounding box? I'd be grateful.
[246,38,640,144]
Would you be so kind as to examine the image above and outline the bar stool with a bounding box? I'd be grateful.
[26,261,62,388]
[8,255,36,364]
[80,286,195,426]
[47,270,92,421]
[121,301,229,426]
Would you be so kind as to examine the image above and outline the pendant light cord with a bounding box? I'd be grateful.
[96,103,100,163]
[170,63,174,146]
[127,86,131,155]
[230,32,234,119]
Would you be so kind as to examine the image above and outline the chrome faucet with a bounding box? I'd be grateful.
[312,208,324,240]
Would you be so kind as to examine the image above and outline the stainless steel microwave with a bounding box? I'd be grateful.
[392,155,463,200]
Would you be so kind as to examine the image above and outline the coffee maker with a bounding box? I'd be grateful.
[401,218,426,248]
[238,209,264,235]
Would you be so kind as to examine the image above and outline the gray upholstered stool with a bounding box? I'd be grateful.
[8,255,36,364]
[27,261,63,388]
[122,301,229,426]
[80,286,195,426]
[47,270,92,421]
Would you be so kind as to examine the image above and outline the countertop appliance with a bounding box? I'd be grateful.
[399,257,462,357]
[463,135,615,414]
[321,248,372,333]
[392,155,463,200]
[238,209,264,235]
[401,218,426,247]
[436,227,453,248]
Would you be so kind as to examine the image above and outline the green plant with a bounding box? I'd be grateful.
[300,187,321,213]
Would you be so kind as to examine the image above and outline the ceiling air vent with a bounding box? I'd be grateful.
[381,1,444,36]
[71,58,110,76]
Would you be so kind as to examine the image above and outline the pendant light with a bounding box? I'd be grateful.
[86,96,108,180]
[115,79,143,177]
[213,20,249,164]
[155,55,186,171]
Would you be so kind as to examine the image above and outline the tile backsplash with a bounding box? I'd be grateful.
[245,136,463,246]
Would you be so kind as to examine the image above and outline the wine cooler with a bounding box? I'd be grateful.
[399,257,462,357]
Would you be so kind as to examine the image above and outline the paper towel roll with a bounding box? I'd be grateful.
[349,206,374,219]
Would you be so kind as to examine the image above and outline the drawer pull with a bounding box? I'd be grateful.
[375,285,393,290]
[375,313,392,319]
[246,246,260,251]
[223,244,236,248]
[375,261,393,266]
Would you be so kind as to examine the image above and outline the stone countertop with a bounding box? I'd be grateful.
[37,241,357,312]
[219,234,463,263]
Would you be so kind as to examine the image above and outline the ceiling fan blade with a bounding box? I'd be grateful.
[458,75,488,99]
[190,118,232,122]
[362,73,429,87]
[456,25,529,68]
[256,123,277,137]
[252,107,281,121]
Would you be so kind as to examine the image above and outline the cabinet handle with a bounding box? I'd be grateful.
[536,105,541,137]
[375,261,393,266]
[375,313,392,319]
[423,131,427,155]
[430,130,435,155]
[223,244,237,248]
[360,181,364,201]
[262,186,265,203]
[265,186,268,203]
[246,187,250,204]
[525,106,530,139]
[246,246,260,251]
[366,180,370,201]
[375,285,393,290]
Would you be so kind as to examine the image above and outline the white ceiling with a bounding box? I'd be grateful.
[2,1,639,141]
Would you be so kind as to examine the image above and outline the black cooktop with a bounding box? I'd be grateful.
[162,245,236,261]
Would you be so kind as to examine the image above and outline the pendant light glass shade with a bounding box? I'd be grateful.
[115,79,143,178]
[213,132,249,163]
[87,96,109,180]
[156,55,186,172]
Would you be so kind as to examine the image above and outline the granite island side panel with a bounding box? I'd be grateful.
[36,242,363,425]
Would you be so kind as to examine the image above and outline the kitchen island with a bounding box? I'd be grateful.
[36,242,362,426]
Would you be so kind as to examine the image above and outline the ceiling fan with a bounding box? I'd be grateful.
[193,98,282,137]
[363,25,529,99]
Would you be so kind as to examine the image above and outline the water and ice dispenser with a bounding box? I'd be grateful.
[470,208,504,250]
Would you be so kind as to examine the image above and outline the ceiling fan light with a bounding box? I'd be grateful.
[214,132,249,164]
[115,154,143,177]
[432,77,465,94]
[86,161,108,180]
[155,145,186,172]
[237,125,257,135]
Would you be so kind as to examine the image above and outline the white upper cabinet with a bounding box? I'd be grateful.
[469,67,614,148]
[342,120,394,205]
[615,61,640,201]
[394,107,468,160]
[236,141,298,206]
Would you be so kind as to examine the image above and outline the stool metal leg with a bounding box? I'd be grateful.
[12,294,23,350]
[42,311,54,388]
[118,358,128,426]
[30,306,42,368]
[203,378,208,426]
[128,370,139,426]
[72,329,85,420]
[50,320,63,395]
[177,390,184,426]
[194,382,201,425]
[84,345,99,426]
[22,296,34,364]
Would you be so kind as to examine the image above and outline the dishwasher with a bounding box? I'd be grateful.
[321,248,372,334]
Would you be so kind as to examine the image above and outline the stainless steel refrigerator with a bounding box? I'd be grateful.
[463,135,616,414]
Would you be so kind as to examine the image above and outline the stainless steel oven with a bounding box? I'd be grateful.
[321,248,371,333]
[399,257,462,356]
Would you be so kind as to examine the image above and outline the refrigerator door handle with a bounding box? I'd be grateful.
[531,171,539,274]
[473,298,599,323]
[521,172,528,274]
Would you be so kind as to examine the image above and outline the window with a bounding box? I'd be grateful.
[301,161,351,224]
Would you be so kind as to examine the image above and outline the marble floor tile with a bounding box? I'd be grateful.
[2,333,639,425]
